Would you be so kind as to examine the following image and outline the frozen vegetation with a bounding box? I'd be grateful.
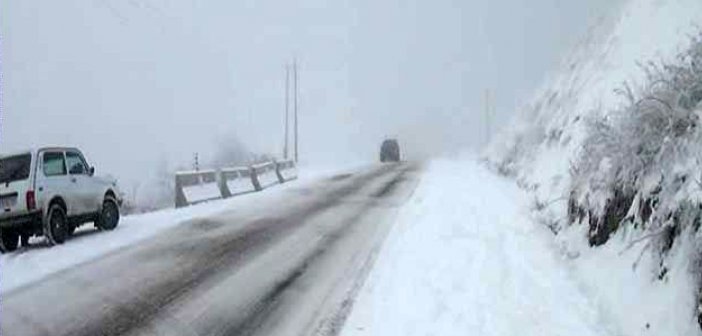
[486,0,702,334]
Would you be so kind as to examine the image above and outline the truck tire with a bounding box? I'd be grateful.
[97,197,120,231]
[45,204,68,245]
[20,233,30,248]
[66,223,77,236]
[0,228,19,253]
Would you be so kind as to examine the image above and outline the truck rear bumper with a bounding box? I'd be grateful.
[0,211,42,229]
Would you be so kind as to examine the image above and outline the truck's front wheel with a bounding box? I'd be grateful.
[97,198,120,231]
[0,228,19,253]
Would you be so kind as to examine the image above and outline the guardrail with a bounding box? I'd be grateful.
[175,160,297,208]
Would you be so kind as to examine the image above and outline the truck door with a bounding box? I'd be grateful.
[65,150,101,214]
[37,151,80,216]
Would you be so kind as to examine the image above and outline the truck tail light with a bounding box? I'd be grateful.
[26,191,36,211]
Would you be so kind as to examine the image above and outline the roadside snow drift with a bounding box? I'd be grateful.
[0,197,262,292]
[342,159,609,336]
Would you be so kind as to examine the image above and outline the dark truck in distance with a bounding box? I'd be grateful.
[380,139,401,163]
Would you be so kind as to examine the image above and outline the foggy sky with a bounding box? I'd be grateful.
[1,0,616,191]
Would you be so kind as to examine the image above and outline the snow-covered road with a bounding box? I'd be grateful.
[1,163,421,336]
[2,158,621,336]
[342,159,610,336]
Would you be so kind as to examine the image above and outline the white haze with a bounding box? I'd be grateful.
[1,0,615,204]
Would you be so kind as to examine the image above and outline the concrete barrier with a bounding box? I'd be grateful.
[221,167,252,197]
[250,162,277,191]
[175,160,296,208]
[275,159,297,183]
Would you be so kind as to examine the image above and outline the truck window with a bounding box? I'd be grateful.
[0,154,31,184]
[43,152,67,177]
[66,151,88,175]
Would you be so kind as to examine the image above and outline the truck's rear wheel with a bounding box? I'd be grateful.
[97,198,120,231]
[66,223,77,236]
[0,228,19,253]
[46,204,68,245]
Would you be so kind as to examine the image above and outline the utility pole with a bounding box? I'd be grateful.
[293,58,299,163]
[484,89,492,146]
[284,64,290,160]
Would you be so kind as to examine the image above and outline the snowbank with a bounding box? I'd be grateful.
[342,159,609,336]
[556,223,701,335]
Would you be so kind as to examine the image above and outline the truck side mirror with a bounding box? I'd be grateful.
[89,166,95,176]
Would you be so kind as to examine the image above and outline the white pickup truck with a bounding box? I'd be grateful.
[0,147,122,252]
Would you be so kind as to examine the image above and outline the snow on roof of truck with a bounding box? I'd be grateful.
[0,146,82,158]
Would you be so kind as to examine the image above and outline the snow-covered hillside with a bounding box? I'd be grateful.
[486,0,702,334]
[487,0,702,202]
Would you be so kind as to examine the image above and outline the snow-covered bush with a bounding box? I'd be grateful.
[485,1,702,332]
[572,30,702,246]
